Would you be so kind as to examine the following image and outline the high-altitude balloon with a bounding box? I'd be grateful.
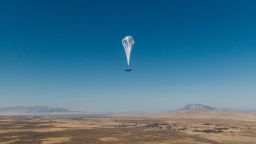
[122,36,134,71]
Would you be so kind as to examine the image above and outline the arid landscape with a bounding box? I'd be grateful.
[0,104,256,144]
[1,0,256,143]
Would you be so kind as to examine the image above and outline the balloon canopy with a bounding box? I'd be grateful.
[122,36,134,67]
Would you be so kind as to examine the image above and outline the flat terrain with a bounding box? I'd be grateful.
[0,111,256,144]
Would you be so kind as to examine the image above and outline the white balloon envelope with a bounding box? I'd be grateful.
[122,36,134,71]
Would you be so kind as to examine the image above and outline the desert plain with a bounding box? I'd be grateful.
[0,110,256,144]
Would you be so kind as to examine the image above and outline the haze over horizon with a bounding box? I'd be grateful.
[0,0,256,112]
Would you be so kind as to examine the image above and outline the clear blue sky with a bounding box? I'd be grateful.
[0,0,256,112]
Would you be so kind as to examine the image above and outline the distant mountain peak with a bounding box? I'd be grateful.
[178,103,216,111]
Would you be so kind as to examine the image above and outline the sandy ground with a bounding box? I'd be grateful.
[0,111,256,144]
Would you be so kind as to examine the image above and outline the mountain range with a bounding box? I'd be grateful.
[0,104,255,115]
[0,106,79,115]
[178,103,216,111]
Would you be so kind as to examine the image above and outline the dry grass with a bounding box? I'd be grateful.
[99,137,119,142]
[0,139,19,144]
[41,137,70,144]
